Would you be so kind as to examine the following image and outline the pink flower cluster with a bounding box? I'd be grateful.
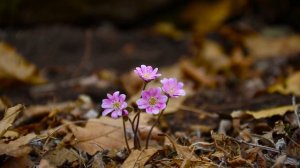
[101,65,185,118]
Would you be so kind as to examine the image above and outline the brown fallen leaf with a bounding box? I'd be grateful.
[0,133,36,157]
[38,159,55,168]
[164,134,198,161]
[0,104,23,137]
[287,128,300,159]
[244,34,300,59]
[197,40,231,72]
[122,148,158,168]
[180,59,216,87]
[67,118,129,155]
[43,148,80,167]
[1,156,34,168]
[0,42,46,85]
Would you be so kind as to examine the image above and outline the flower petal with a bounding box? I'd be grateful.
[102,108,113,116]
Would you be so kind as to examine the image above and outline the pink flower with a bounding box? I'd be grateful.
[161,78,186,98]
[134,65,161,82]
[101,91,128,119]
[136,87,168,114]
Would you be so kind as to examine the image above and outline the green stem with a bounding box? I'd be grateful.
[133,82,148,149]
[122,117,131,153]
[145,98,169,149]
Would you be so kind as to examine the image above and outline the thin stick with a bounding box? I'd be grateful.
[292,96,300,128]
[145,98,169,149]
[123,117,131,153]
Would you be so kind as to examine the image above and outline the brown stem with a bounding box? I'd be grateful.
[122,117,131,153]
[145,98,169,149]
[133,82,148,149]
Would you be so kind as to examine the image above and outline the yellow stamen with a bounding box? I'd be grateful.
[148,97,157,106]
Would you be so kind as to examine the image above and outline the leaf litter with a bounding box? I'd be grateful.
[2,2,300,167]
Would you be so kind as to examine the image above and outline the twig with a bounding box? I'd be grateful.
[292,96,300,128]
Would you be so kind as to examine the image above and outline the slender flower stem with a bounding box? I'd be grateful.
[145,98,169,149]
[133,82,148,149]
[122,117,131,153]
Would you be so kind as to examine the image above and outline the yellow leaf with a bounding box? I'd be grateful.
[0,104,23,137]
[153,22,183,40]
[269,71,300,96]
[245,105,296,119]
[0,42,46,84]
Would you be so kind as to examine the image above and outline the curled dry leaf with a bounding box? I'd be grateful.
[0,133,36,157]
[0,42,46,85]
[122,148,158,168]
[0,104,23,137]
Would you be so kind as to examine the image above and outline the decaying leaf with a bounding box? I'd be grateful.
[67,118,126,155]
[0,104,23,137]
[153,22,183,40]
[164,134,198,161]
[38,159,55,168]
[245,105,296,119]
[43,148,79,167]
[0,133,36,157]
[269,71,300,96]
[197,40,231,72]
[122,148,158,168]
[287,128,300,159]
[244,35,300,59]
[0,42,46,84]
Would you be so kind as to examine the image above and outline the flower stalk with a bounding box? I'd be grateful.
[145,97,169,149]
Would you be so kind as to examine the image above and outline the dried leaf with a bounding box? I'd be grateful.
[67,118,130,155]
[38,159,55,168]
[153,22,183,40]
[271,154,286,168]
[181,0,233,35]
[287,128,300,159]
[244,35,300,59]
[2,156,34,168]
[0,133,36,157]
[197,40,231,72]
[245,105,295,119]
[43,148,79,167]
[165,135,198,161]
[122,149,158,168]
[0,104,23,137]
[0,42,46,84]
[269,71,300,96]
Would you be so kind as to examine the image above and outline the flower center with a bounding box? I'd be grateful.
[143,72,152,79]
[148,97,157,106]
[113,102,121,109]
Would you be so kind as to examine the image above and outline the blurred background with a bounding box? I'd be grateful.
[1,0,300,105]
